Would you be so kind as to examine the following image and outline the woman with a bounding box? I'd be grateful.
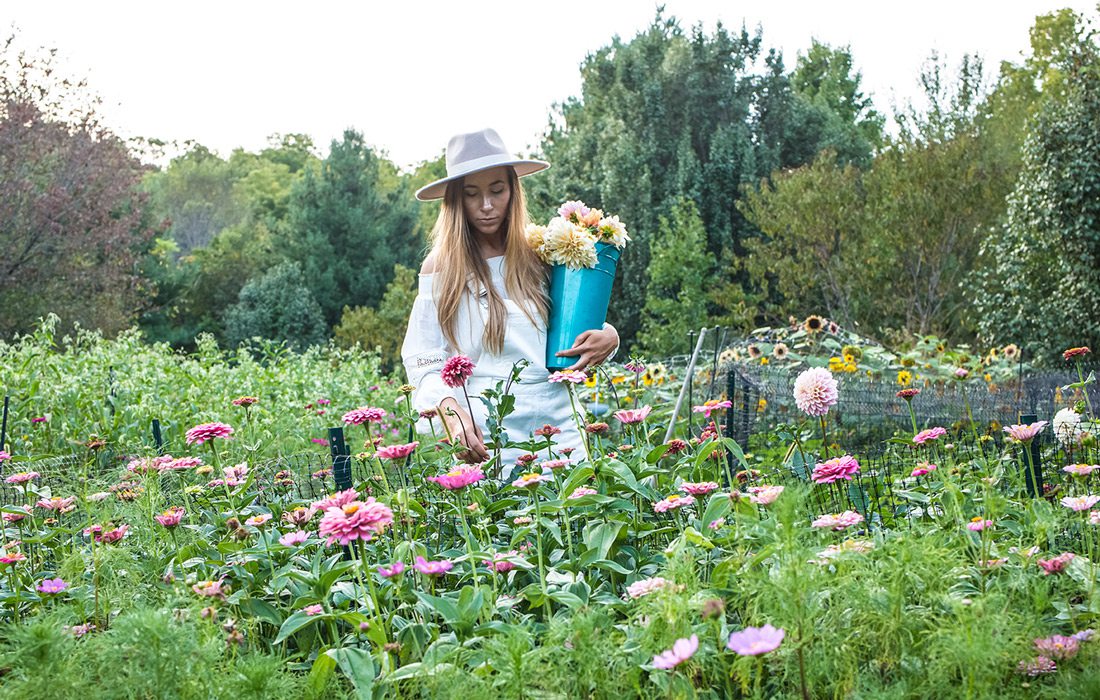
[401,128,619,475]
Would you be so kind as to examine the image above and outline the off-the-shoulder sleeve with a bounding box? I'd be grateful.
[401,274,453,413]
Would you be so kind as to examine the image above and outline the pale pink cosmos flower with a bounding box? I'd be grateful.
[36,578,68,595]
[5,471,39,484]
[312,488,359,511]
[1064,463,1099,477]
[1061,495,1100,512]
[727,624,786,655]
[747,485,784,505]
[653,494,695,513]
[680,481,720,496]
[912,427,948,445]
[966,518,993,532]
[1034,635,1079,660]
[626,577,677,599]
[377,561,405,578]
[548,370,588,384]
[440,355,476,388]
[317,498,394,546]
[185,422,234,445]
[155,506,185,528]
[512,472,551,489]
[1038,552,1075,575]
[303,604,323,616]
[614,405,653,424]
[811,455,860,484]
[692,400,732,418]
[245,513,272,527]
[427,464,486,490]
[413,555,453,576]
[376,442,419,460]
[1004,421,1048,443]
[342,406,387,425]
[793,367,839,417]
[811,511,865,530]
[568,487,598,499]
[653,634,698,670]
[279,530,311,546]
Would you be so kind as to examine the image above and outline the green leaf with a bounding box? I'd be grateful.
[240,597,283,627]
[699,493,732,530]
[326,647,375,700]
[274,609,322,645]
[416,591,460,625]
[307,648,337,696]
[582,521,623,561]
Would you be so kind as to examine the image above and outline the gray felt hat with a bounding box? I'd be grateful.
[415,128,549,201]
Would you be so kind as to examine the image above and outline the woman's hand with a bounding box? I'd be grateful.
[438,398,489,463]
[556,326,619,372]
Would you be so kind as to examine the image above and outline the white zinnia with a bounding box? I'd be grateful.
[1053,407,1082,446]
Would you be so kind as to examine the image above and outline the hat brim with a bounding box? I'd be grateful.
[415,158,549,201]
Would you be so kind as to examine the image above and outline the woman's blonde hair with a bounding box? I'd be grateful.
[428,167,549,355]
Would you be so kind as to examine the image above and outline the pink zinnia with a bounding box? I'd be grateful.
[727,624,786,656]
[245,513,272,527]
[568,487,598,499]
[485,551,521,573]
[692,399,732,418]
[966,518,993,532]
[428,464,486,490]
[97,524,128,544]
[811,511,865,530]
[440,355,476,388]
[912,427,948,445]
[548,370,587,384]
[793,367,839,417]
[413,555,453,576]
[231,396,258,407]
[36,496,76,513]
[747,485,784,505]
[1064,464,1099,477]
[342,406,387,425]
[652,634,698,670]
[223,463,248,486]
[512,472,551,489]
[911,462,937,478]
[185,422,234,445]
[1062,495,1100,512]
[1063,346,1091,361]
[954,368,970,379]
[376,442,419,460]
[1004,421,1048,443]
[303,604,323,616]
[680,481,720,496]
[1034,634,1080,660]
[2,506,31,523]
[155,506,185,528]
[193,580,226,599]
[0,451,10,462]
[541,458,571,471]
[653,494,695,513]
[626,577,676,599]
[36,577,68,595]
[317,498,394,546]
[279,530,311,546]
[5,471,39,484]
[378,561,406,577]
[312,488,360,512]
[614,405,653,424]
[1038,552,1075,575]
[811,455,860,484]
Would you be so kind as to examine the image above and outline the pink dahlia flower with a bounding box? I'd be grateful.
[1038,552,1075,575]
[1004,421,1048,443]
[185,422,234,445]
[912,427,948,445]
[1062,495,1100,512]
[36,577,68,595]
[727,624,786,656]
[653,634,698,670]
[692,400,733,418]
[317,498,394,546]
[413,555,453,576]
[155,506,185,528]
[653,494,695,513]
[793,367,839,417]
[747,485,784,505]
[558,200,591,221]
[312,488,360,512]
[680,481,720,496]
[811,455,860,484]
[440,355,476,388]
[428,464,486,490]
[279,530,311,546]
[342,406,387,425]
[376,441,419,460]
[614,405,653,424]
[548,370,587,384]
[5,471,39,484]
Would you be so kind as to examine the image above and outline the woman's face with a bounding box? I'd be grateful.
[462,166,511,237]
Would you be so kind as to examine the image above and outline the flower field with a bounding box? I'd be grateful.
[2,322,1100,698]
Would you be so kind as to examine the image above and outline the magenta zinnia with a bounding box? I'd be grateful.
[1004,421,1048,443]
[614,405,652,424]
[413,555,453,576]
[427,464,486,490]
[680,481,720,496]
[155,506,185,528]
[440,355,476,388]
[912,427,947,445]
[317,498,394,546]
[378,561,406,577]
[185,422,234,445]
[342,406,387,425]
[793,367,839,417]
[312,488,359,511]
[376,442,419,460]
[692,399,732,418]
[1038,552,1075,575]
[811,455,860,484]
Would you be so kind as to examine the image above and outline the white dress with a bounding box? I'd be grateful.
[401,256,591,476]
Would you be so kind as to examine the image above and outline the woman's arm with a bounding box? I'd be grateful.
[555,323,620,372]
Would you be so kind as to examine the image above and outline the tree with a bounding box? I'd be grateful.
[222,262,327,350]
[143,145,243,255]
[0,36,157,338]
[972,43,1100,363]
[639,199,714,356]
[281,130,421,326]
[334,264,417,371]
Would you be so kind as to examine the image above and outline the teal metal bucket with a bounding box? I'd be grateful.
[545,242,621,371]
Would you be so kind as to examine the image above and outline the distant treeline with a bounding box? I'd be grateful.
[1,9,1098,366]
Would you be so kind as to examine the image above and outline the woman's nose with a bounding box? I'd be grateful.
[481,196,493,211]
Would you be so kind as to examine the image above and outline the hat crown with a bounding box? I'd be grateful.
[445,128,511,175]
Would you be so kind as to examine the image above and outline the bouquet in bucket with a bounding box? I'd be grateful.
[526,201,630,370]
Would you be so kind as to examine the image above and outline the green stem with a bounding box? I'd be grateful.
[533,491,549,615]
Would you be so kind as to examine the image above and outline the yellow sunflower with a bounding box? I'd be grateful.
[897,370,913,386]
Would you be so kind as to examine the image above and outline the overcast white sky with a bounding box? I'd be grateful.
[3,1,1096,169]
